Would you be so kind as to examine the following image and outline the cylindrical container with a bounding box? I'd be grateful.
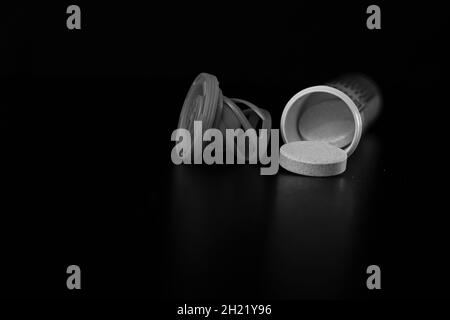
[280,74,382,156]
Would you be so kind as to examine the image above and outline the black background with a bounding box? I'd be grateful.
[1,0,450,306]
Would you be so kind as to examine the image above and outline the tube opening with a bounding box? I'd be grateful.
[283,91,355,148]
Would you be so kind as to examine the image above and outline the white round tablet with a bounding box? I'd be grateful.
[280,141,347,177]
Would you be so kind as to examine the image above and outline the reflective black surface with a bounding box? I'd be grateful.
[167,134,383,299]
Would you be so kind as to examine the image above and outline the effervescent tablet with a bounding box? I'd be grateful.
[280,141,347,177]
